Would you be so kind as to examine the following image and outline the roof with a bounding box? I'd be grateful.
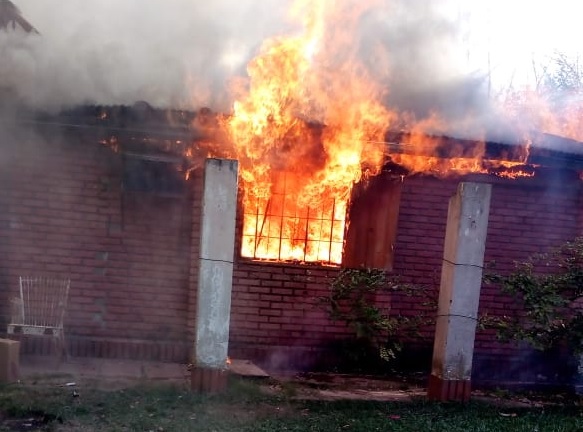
[2,104,583,175]
[0,0,38,33]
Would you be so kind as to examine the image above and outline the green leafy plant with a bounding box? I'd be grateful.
[321,268,436,362]
[485,237,583,353]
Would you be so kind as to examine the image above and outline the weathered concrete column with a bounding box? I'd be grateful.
[428,182,491,402]
[192,158,238,393]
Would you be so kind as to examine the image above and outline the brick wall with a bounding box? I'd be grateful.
[229,171,583,380]
[229,262,341,368]
[227,177,453,368]
[1,123,582,382]
[475,171,582,385]
[0,127,193,361]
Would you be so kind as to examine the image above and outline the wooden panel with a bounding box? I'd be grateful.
[343,173,402,270]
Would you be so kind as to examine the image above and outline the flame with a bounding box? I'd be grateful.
[223,0,394,264]
[494,167,536,179]
[99,136,119,152]
[212,0,543,264]
[385,118,533,178]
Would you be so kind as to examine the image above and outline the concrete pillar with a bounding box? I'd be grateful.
[192,158,238,393]
[428,182,491,402]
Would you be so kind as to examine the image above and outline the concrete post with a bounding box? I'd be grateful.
[428,182,491,402]
[192,158,238,393]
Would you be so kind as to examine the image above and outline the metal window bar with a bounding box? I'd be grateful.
[278,174,287,260]
[303,206,310,262]
[328,198,336,262]
[256,197,272,255]
[254,203,261,259]
[243,187,341,264]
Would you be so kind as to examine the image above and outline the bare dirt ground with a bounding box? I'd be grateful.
[265,371,426,401]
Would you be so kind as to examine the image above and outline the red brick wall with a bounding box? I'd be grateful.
[229,262,341,368]
[476,172,581,373]
[0,128,193,361]
[2,125,582,378]
[229,172,583,374]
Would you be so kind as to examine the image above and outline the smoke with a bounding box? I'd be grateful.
[2,0,501,134]
[360,1,484,116]
[1,0,289,111]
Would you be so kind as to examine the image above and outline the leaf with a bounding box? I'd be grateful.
[487,236,583,353]
[321,268,437,363]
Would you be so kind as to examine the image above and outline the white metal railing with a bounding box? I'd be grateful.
[7,277,70,357]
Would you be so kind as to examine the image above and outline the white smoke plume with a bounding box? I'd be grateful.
[361,1,488,119]
[1,0,289,111]
[1,0,490,121]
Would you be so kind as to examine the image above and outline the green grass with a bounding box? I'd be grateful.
[249,400,583,432]
[0,377,581,431]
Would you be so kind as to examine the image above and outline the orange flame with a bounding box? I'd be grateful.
[223,0,394,264]
[213,0,543,264]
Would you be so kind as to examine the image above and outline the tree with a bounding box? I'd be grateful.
[500,52,583,141]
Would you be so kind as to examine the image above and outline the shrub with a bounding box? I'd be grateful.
[485,237,583,353]
[320,268,436,362]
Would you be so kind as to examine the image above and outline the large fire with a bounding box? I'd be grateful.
[215,0,552,264]
[222,0,393,264]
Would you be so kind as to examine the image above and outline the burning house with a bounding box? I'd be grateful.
[1,0,583,396]
[0,104,581,393]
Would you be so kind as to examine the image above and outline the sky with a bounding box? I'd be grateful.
[2,0,583,114]
[461,0,583,90]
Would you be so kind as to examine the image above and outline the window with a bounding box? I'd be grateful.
[241,172,345,264]
[122,153,185,196]
[240,170,402,269]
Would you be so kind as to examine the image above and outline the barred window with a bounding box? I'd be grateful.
[241,172,345,264]
[240,170,402,269]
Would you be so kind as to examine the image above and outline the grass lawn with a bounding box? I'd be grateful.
[0,377,581,431]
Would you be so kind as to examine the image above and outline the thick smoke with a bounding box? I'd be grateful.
[361,1,487,119]
[1,0,289,111]
[1,0,496,128]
